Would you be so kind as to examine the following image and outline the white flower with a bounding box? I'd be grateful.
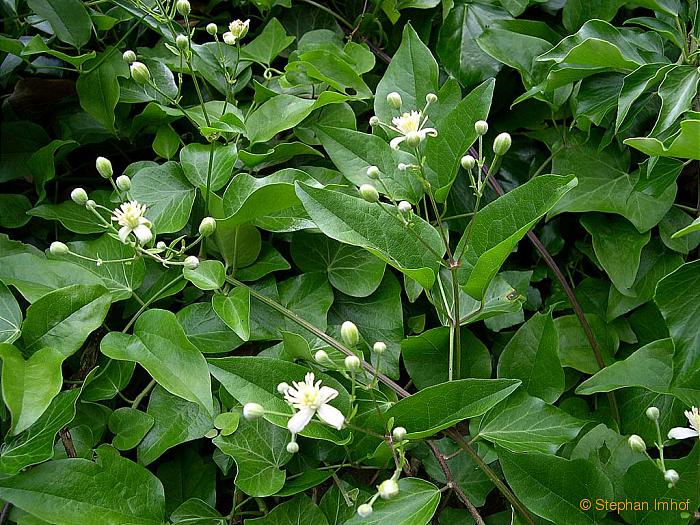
[226,19,249,44]
[284,372,344,434]
[668,406,700,440]
[389,110,437,150]
[111,200,153,244]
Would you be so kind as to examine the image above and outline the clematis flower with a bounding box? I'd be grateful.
[668,406,700,440]
[283,372,344,434]
[112,200,153,245]
[223,19,249,45]
[388,110,437,150]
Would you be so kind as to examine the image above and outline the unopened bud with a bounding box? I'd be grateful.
[387,92,402,109]
[398,201,411,215]
[460,154,475,170]
[493,132,512,156]
[357,504,373,518]
[199,217,217,237]
[664,469,679,486]
[242,402,264,420]
[366,165,380,179]
[116,175,131,191]
[277,382,290,395]
[49,241,69,256]
[392,426,407,442]
[474,120,488,135]
[222,32,235,45]
[183,255,199,270]
[130,61,151,85]
[378,479,399,500]
[344,355,361,372]
[341,321,359,347]
[122,50,136,64]
[646,406,660,421]
[628,434,646,453]
[71,187,88,206]
[314,349,331,365]
[359,184,379,203]
[85,199,97,210]
[369,116,380,127]
[397,163,408,171]
[176,0,190,16]
[206,23,217,35]
[373,341,386,354]
[286,441,299,454]
[426,92,437,104]
[156,241,167,250]
[405,131,421,148]
[176,34,189,50]
[96,156,113,179]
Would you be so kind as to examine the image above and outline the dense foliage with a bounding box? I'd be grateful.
[0,0,699,524]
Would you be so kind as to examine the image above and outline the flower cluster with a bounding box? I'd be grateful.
[112,200,153,245]
[223,19,249,46]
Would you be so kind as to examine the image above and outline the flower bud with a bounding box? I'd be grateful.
[369,116,380,127]
[378,479,399,500]
[206,23,217,35]
[373,341,386,354]
[341,321,359,347]
[460,154,475,170]
[426,92,437,104]
[199,217,217,237]
[277,382,290,395]
[397,163,408,171]
[96,156,113,179]
[314,349,331,365]
[392,426,407,442]
[176,0,190,16]
[398,201,411,215]
[344,355,361,372]
[228,19,250,42]
[242,402,265,420]
[222,32,235,45]
[664,469,679,486]
[130,61,151,85]
[176,34,189,50]
[85,199,97,210]
[493,132,512,156]
[628,434,646,453]
[49,241,69,256]
[387,92,402,109]
[122,49,136,64]
[184,255,199,270]
[156,241,167,250]
[71,187,88,206]
[405,131,421,148]
[359,184,379,203]
[116,175,131,191]
[646,406,659,421]
[286,441,299,454]
[366,165,380,179]
[357,504,373,518]
[474,120,488,135]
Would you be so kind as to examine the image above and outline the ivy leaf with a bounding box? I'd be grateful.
[344,478,440,525]
[626,119,700,160]
[240,18,294,65]
[26,0,93,48]
[109,407,154,451]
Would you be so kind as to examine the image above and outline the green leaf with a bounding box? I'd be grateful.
[497,310,564,403]
[290,231,386,297]
[385,379,521,439]
[208,357,351,444]
[476,390,585,453]
[26,0,93,48]
[137,386,214,466]
[183,260,225,291]
[456,174,578,299]
[20,34,96,66]
[0,445,166,525]
[498,447,614,525]
[82,357,135,402]
[375,24,438,124]
[109,407,154,451]
[669,215,700,241]
[0,344,63,435]
[0,194,31,229]
[0,281,22,343]
[423,79,495,201]
[20,284,111,357]
[171,499,225,525]
[344,478,440,525]
[580,214,651,292]
[402,326,491,389]
[241,18,294,65]
[625,119,700,160]
[176,302,243,354]
[616,64,673,131]
[157,449,216,515]
[130,162,196,234]
[180,142,237,192]
[236,243,290,281]
[76,49,129,134]
[212,288,251,341]
[651,65,700,136]
[295,182,445,289]
[245,495,327,525]
[213,417,292,497]
[555,314,617,374]
[29,195,111,234]
[101,309,214,416]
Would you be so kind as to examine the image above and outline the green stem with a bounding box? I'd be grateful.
[123,275,184,332]
[450,265,461,380]
[131,379,156,409]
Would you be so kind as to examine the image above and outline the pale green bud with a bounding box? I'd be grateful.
[116,175,131,191]
[85,199,97,210]
[344,355,361,372]
[359,184,379,203]
[373,341,386,354]
[49,241,69,256]
[206,23,218,35]
[130,62,151,85]
[474,120,488,135]
[198,217,217,237]
[184,255,199,270]
[357,504,373,518]
[378,479,399,500]
[493,132,512,156]
[628,434,646,453]
[664,469,679,486]
[369,116,380,127]
[176,0,190,16]
[70,187,88,206]
[122,50,136,64]
[405,131,421,148]
[366,165,380,179]
[426,92,437,104]
[277,382,290,395]
[242,402,264,420]
[286,441,299,454]
[397,163,408,171]
[341,321,359,347]
[176,34,189,50]
[222,32,235,45]
[392,426,407,442]
[96,156,113,179]
[460,154,475,170]
[398,201,411,215]
[387,92,402,109]
[646,406,660,421]
[314,349,331,364]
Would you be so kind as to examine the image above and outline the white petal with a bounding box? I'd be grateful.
[288,407,315,434]
[317,403,344,430]
[422,127,438,137]
[133,224,153,244]
[118,226,131,244]
[668,427,699,440]
[389,136,405,150]
[318,386,338,404]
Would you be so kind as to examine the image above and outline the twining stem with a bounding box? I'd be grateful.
[131,379,156,409]
[449,266,461,380]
